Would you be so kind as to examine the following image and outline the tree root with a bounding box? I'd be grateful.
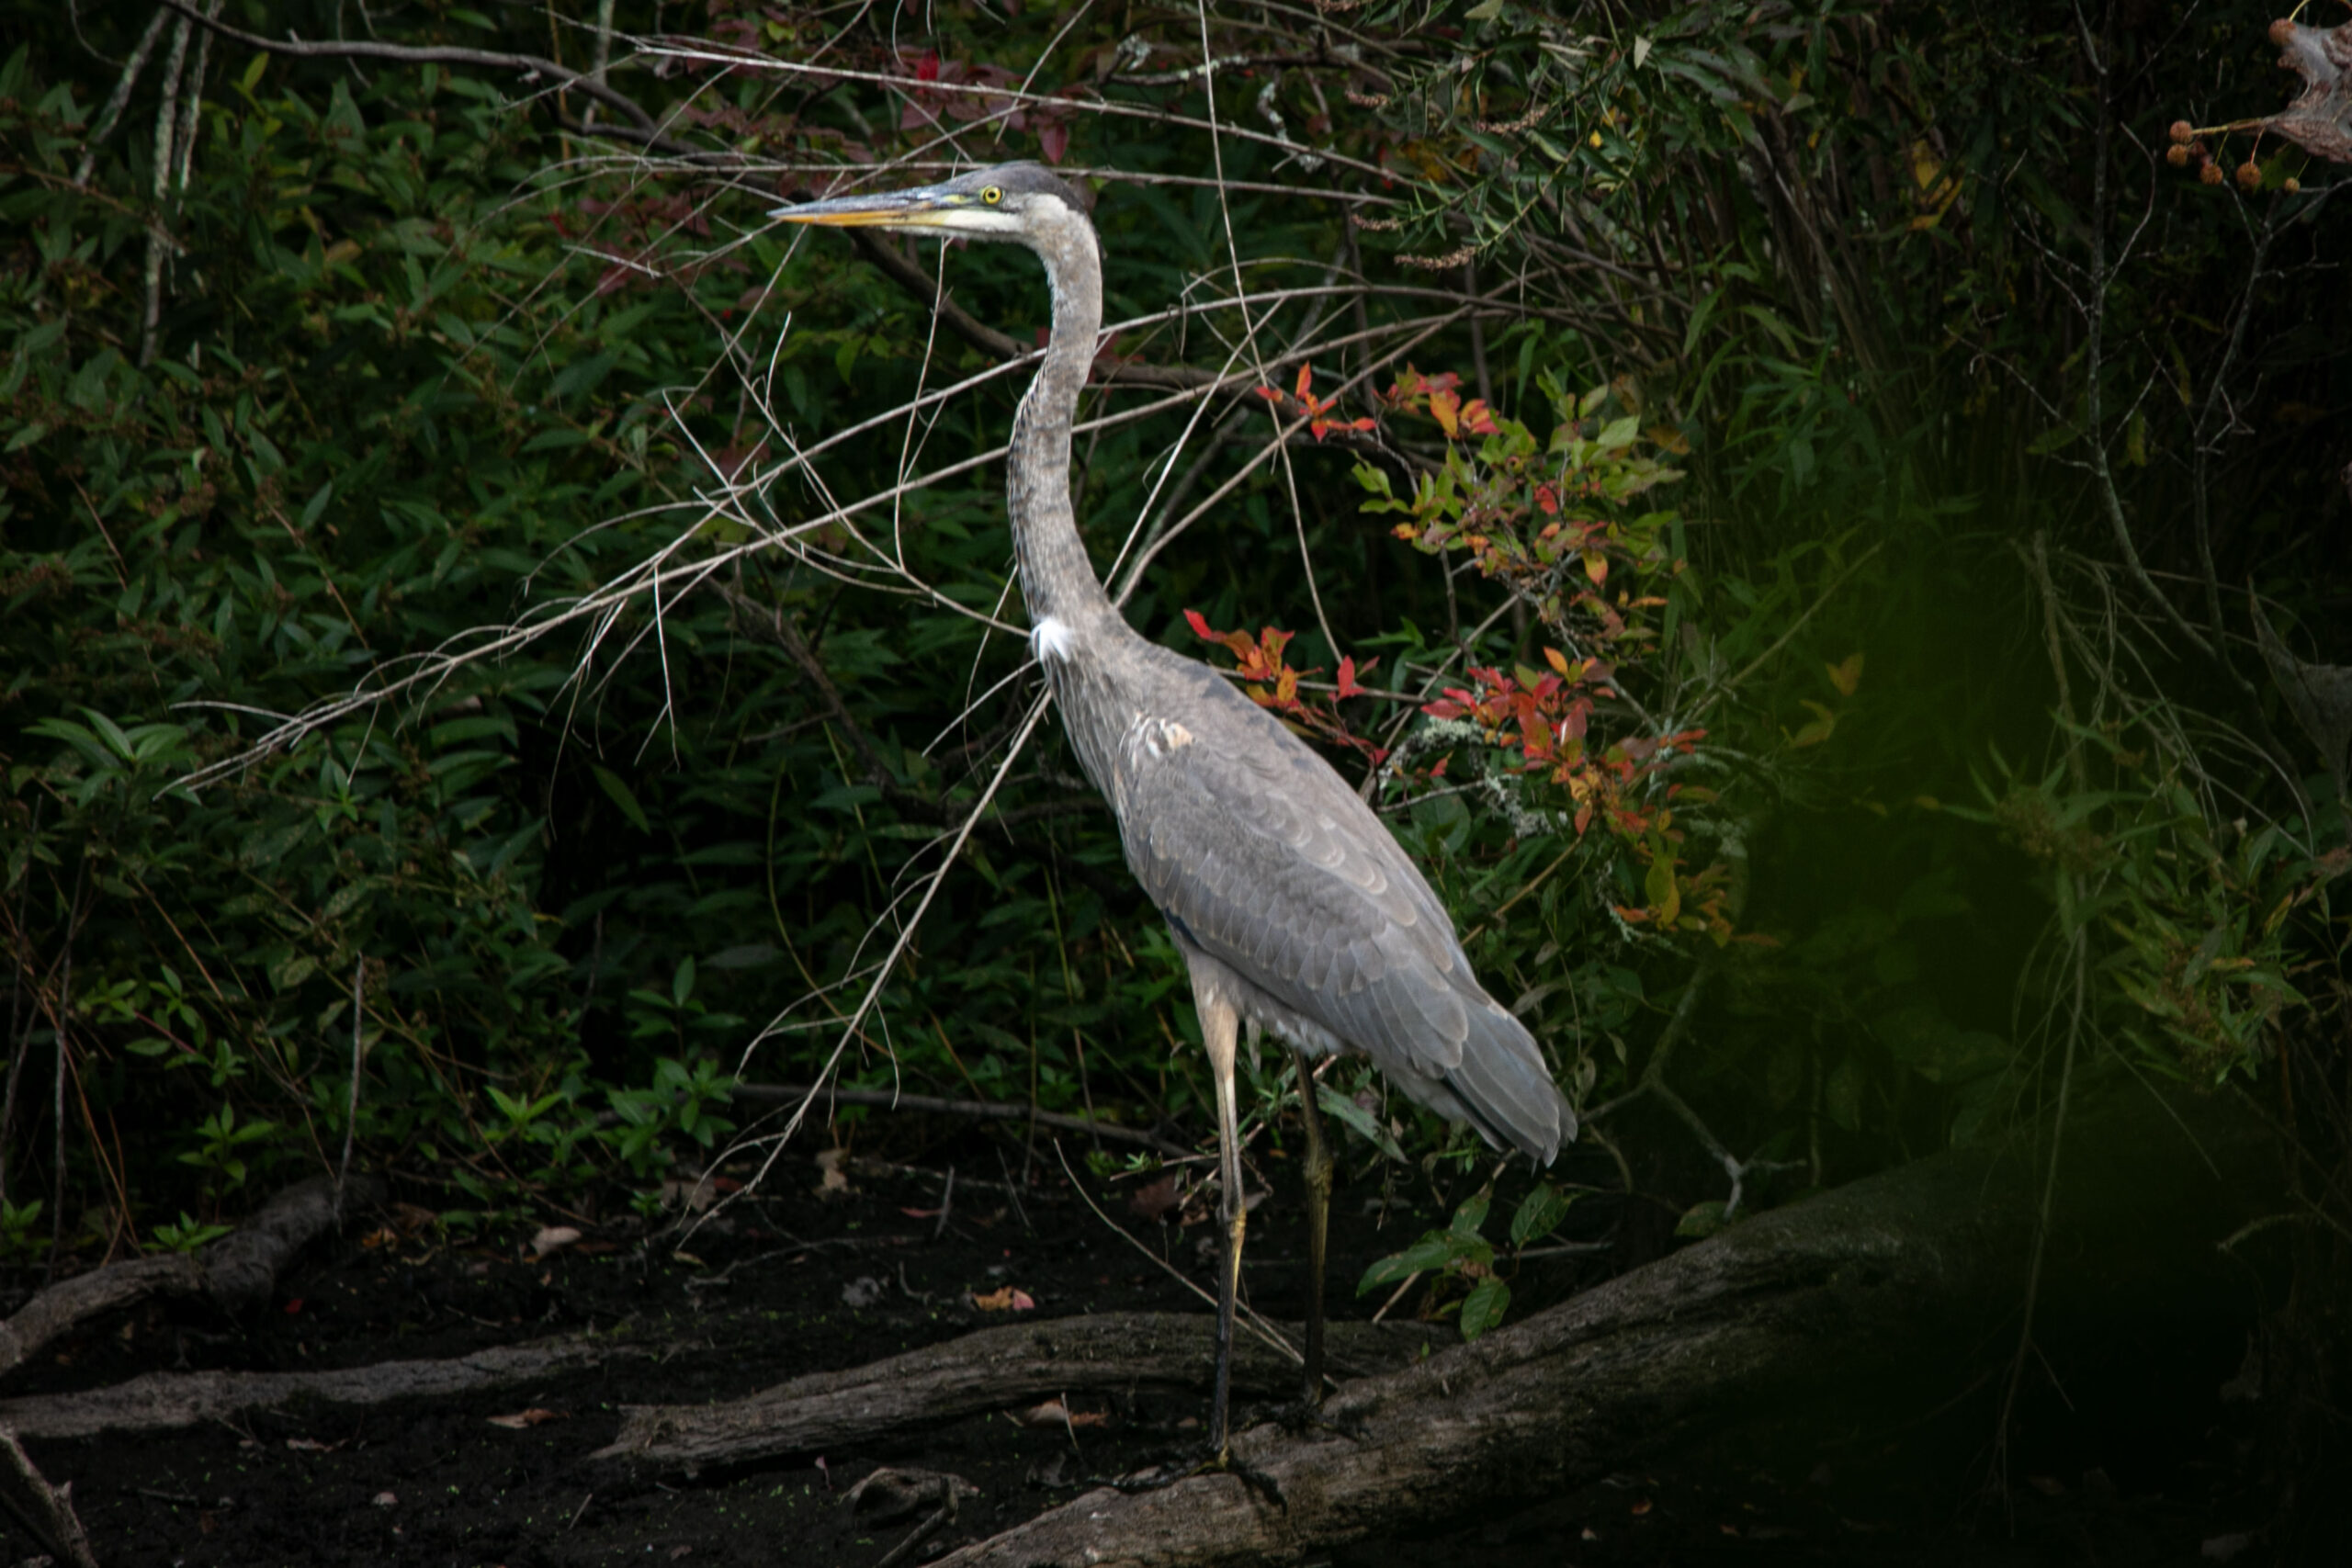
[0,1175,381,1384]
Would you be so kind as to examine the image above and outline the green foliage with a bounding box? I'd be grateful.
[0,1200,44,1260]
[1959,739,2325,1088]
[1359,1181,1576,1342]
[151,1213,232,1254]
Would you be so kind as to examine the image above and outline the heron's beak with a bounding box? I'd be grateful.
[768,184,975,232]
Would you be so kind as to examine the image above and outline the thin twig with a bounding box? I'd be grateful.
[155,0,657,130]
[732,1083,1188,1158]
[1052,1142,1302,1365]
[336,954,364,1224]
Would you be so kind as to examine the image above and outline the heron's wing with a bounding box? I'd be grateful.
[1108,667,1570,1161]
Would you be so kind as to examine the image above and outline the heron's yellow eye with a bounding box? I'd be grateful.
[981,186,1003,205]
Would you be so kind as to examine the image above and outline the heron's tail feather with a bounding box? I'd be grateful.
[1442,1000,1576,1166]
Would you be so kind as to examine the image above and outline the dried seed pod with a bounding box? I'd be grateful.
[2169,119,2194,145]
[2268,17,2295,46]
[2166,143,2192,167]
[2236,160,2263,189]
[2284,176,2301,195]
[2199,161,2225,185]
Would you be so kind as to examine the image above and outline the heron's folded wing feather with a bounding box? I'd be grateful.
[1112,683,1481,1079]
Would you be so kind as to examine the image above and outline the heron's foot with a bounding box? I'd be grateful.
[1105,1441,1286,1508]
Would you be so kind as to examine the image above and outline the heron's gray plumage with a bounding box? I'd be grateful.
[1049,631,1572,1160]
[775,161,1573,1449]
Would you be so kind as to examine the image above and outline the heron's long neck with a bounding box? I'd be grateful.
[1009,222,1114,630]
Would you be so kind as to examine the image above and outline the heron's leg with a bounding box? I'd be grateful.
[1291,1047,1331,1408]
[1201,992,1246,1465]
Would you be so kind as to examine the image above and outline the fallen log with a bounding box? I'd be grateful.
[0,1175,381,1383]
[594,1314,1442,1472]
[921,1086,2273,1566]
[0,1335,633,1440]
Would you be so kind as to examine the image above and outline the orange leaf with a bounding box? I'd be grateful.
[1543,647,1570,677]
[1788,699,1838,749]
[1295,363,1314,401]
[972,1286,1035,1311]
[1826,652,1864,696]
[1430,389,1460,438]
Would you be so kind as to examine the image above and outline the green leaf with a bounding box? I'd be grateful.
[1458,1275,1510,1340]
[1317,1082,1405,1163]
[1644,849,1679,923]
[1675,1200,1729,1238]
[269,953,319,992]
[1357,1235,1457,1293]
[81,709,138,763]
[1450,1191,1490,1238]
[1509,1182,1573,1248]
[593,765,651,832]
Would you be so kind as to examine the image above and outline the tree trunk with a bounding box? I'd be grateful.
[926,1086,2272,1567]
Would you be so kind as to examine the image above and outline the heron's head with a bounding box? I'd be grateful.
[769,163,1091,248]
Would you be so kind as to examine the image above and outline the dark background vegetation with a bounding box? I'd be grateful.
[3,0,2347,1547]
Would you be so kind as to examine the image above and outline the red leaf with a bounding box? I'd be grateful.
[1039,120,1069,164]
[1336,656,1362,698]
[1295,363,1314,401]
[1183,607,1216,640]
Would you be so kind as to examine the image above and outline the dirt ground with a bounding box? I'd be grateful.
[3,1119,2279,1567]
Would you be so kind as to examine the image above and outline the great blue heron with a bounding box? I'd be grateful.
[774,163,1574,1464]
